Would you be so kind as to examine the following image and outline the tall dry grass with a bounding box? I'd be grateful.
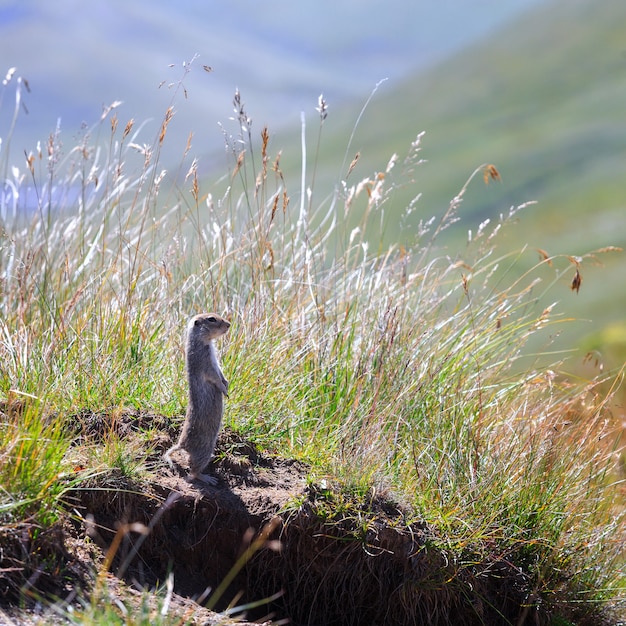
[0,64,624,617]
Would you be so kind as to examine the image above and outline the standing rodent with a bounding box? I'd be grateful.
[165,312,230,485]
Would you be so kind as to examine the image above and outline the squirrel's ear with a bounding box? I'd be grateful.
[194,318,202,326]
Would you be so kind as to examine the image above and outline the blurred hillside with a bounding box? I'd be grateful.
[0,0,540,162]
[267,0,626,368]
[322,0,626,253]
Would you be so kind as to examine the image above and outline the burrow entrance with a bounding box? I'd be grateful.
[68,429,538,626]
[2,410,591,625]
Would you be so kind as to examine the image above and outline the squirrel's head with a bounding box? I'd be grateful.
[188,313,230,344]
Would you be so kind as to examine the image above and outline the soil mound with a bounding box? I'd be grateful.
[1,411,611,625]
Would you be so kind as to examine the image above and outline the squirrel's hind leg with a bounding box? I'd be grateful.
[187,472,218,486]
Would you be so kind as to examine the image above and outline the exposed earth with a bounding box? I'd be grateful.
[0,410,617,625]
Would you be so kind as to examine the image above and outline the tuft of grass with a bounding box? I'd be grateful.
[1,62,625,620]
[0,400,71,527]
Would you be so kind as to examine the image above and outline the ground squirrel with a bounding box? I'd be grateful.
[165,313,230,485]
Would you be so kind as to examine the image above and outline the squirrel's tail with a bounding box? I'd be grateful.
[164,443,181,467]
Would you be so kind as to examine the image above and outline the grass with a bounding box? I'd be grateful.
[1,63,625,623]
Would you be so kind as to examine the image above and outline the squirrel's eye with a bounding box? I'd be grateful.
[207,316,216,323]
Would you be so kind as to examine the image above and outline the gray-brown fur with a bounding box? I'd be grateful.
[165,313,230,484]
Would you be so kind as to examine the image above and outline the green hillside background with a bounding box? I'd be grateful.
[0,0,540,160]
[266,0,626,367]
